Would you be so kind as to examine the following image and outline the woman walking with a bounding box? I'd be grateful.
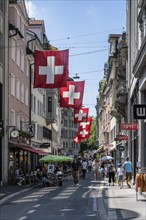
[108,160,115,186]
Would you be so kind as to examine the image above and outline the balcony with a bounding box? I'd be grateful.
[110,109,120,118]
[133,34,146,78]
[116,95,127,104]
[45,112,56,124]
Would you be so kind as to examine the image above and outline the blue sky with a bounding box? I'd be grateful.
[26,0,126,116]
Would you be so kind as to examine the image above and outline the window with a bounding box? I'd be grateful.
[26,60,29,76]
[16,46,20,66]
[16,114,20,130]
[11,39,16,61]
[16,79,20,100]
[33,96,36,113]
[11,110,15,126]
[20,51,24,71]
[17,14,21,30]
[10,73,15,96]
[25,87,28,106]
[20,83,24,103]
[48,97,52,112]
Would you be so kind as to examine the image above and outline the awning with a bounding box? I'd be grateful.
[17,146,48,155]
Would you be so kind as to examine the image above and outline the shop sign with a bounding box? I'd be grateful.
[27,124,35,137]
[133,104,146,119]
[120,123,138,130]
[136,162,141,168]
[115,135,128,141]
[119,145,125,151]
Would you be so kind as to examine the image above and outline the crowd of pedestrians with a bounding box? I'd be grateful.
[71,155,133,190]
[14,155,133,190]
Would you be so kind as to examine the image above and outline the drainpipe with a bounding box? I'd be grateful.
[26,30,37,143]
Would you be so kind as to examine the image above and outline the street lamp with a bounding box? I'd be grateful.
[73,74,80,79]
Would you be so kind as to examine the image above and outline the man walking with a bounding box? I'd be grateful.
[124,157,132,188]
[71,158,80,186]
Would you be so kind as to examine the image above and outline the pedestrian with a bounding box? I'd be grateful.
[117,163,124,189]
[124,156,132,188]
[81,159,88,179]
[107,160,115,186]
[92,159,99,180]
[87,158,92,172]
[71,158,80,186]
[100,162,106,181]
[15,168,25,186]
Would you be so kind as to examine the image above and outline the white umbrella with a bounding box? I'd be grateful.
[100,155,113,161]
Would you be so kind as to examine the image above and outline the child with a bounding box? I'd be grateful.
[117,163,124,189]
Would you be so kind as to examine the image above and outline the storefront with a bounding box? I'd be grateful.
[8,143,48,182]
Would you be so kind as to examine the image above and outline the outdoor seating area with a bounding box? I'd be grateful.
[8,154,73,187]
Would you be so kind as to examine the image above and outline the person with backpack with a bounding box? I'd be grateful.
[124,157,132,188]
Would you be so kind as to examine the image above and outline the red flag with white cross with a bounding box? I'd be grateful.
[78,129,90,140]
[74,136,81,143]
[33,50,69,88]
[74,107,89,123]
[77,117,92,140]
[60,81,85,108]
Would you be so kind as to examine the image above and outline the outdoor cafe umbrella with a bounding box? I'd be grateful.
[100,155,113,161]
[39,155,73,163]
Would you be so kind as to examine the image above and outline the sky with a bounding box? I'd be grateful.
[25,0,126,117]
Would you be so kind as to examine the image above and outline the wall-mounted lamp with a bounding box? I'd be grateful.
[9,23,24,38]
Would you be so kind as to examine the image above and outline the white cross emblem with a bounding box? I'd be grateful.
[80,129,89,137]
[75,110,87,121]
[80,121,90,129]
[63,85,80,105]
[39,56,64,84]
[74,137,78,142]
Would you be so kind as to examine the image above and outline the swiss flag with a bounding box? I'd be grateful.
[78,117,92,131]
[74,107,89,123]
[78,117,92,140]
[33,50,69,88]
[78,129,90,140]
[74,136,81,143]
[60,81,85,109]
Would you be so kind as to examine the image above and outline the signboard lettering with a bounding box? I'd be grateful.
[133,104,146,119]
[120,123,138,130]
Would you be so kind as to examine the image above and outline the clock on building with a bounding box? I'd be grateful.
[10,129,19,138]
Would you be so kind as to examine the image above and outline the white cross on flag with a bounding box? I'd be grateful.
[74,136,81,143]
[33,50,69,88]
[77,117,92,140]
[60,81,85,108]
[74,107,89,123]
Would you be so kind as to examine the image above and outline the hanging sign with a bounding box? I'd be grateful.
[115,135,128,141]
[119,145,125,151]
[133,104,146,119]
[120,123,138,130]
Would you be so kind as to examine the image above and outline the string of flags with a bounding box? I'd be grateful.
[33,49,92,143]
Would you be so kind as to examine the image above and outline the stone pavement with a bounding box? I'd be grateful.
[0,184,33,205]
[0,177,146,220]
[96,179,146,220]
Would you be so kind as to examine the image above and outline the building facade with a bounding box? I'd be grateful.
[0,0,9,185]
[127,0,146,172]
